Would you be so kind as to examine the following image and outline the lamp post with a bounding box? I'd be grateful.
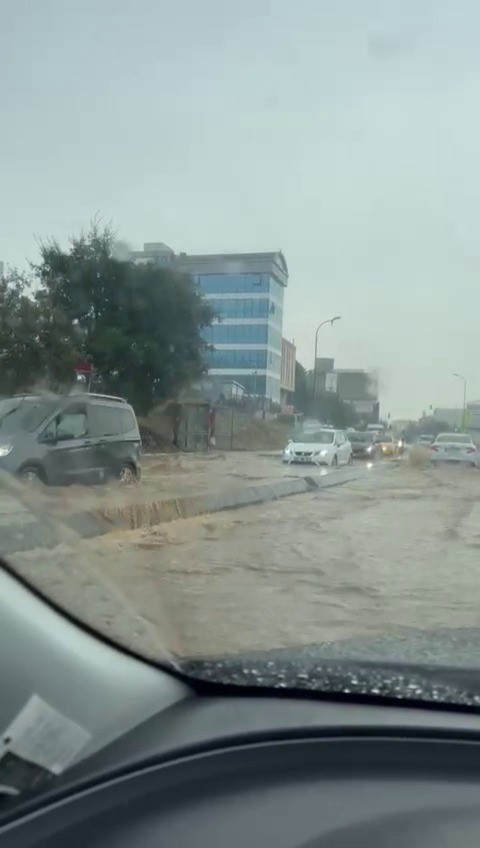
[453,372,467,430]
[312,316,341,403]
[252,370,258,402]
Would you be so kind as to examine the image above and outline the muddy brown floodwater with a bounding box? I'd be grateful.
[9,462,480,661]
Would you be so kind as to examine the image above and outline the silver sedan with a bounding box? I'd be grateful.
[429,433,480,467]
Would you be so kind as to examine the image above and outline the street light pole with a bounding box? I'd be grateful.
[312,316,341,404]
[453,372,467,430]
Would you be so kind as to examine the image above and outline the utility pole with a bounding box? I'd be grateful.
[453,372,467,430]
[312,316,341,405]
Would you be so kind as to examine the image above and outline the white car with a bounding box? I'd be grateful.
[283,428,353,467]
[429,433,480,467]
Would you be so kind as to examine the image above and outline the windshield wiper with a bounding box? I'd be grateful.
[0,398,25,426]
[180,635,480,710]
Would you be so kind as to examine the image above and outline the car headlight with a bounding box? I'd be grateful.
[319,449,328,457]
[0,445,12,457]
[284,445,293,455]
[366,445,373,453]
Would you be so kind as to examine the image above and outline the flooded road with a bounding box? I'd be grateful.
[11,460,480,662]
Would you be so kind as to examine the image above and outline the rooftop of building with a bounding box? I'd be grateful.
[131,243,289,287]
[335,368,371,374]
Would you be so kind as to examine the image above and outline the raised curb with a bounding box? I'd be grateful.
[1,466,369,553]
[65,468,363,539]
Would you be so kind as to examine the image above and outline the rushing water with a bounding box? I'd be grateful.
[10,461,480,664]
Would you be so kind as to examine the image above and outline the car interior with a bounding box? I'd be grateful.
[2,562,480,846]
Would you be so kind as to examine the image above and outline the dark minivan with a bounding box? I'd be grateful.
[0,393,141,485]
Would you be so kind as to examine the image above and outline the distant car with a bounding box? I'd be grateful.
[347,431,377,459]
[283,428,352,467]
[429,433,480,467]
[0,393,141,485]
[417,434,435,446]
[373,432,397,457]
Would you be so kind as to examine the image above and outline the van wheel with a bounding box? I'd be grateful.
[19,466,45,485]
[119,463,137,483]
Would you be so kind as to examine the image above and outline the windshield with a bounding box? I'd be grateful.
[436,434,473,444]
[0,399,57,433]
[6,1,480,769]
[347,432,372,443]
[292,430,334,444]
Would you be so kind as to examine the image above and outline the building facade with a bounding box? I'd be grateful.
[313,357,336,396]
[335,369,377,403]
[335,369,379,421]
[130,242,175,267]
[280,337,296,403]
[313,360,379,421]
[132,243,289,404]
[433,408,463,429]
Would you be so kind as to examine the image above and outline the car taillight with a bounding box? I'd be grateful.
[467,447,476,453]
[430,445,438,451]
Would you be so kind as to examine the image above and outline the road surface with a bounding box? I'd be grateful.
[9,458,480,664]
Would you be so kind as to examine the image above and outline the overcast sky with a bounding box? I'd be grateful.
[2,0,480,417]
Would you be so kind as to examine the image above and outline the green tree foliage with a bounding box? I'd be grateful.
[25,221,213,412]
[0,271,41,395]
[0,270,76,395]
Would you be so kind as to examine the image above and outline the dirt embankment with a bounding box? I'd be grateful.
[138,408,291,453]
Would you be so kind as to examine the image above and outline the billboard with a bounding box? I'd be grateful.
[325,371,337,393]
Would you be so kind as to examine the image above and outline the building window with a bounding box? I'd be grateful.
[203,324,269,344]
[207,298,270,319]
[206,349,282,372]
[207,349,268,369]
[197,274,269,294]
[203,323,282,349]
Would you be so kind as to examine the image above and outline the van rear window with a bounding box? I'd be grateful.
[89,404,136,437]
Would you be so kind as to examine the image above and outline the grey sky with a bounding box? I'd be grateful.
[2,0,479,417]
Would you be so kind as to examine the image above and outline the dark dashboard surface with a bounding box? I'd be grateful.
[3,695,480,846]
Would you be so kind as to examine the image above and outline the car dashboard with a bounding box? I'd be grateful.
[3,693,480,846]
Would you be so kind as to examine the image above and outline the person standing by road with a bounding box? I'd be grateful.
[208,406,217,449]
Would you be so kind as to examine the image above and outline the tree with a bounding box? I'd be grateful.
[0,271,41,395]
[0,270,77,395]
[34,221,213,412]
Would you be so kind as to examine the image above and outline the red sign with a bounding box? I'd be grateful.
[74,359,94,375]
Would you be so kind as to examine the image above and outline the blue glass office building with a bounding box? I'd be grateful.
[130,245,289,403]
[176,251,288,403]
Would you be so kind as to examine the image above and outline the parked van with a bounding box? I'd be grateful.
[0,393,141,485]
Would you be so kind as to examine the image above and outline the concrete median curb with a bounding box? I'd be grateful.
[64,468,363,539]
[0,466,367,553]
